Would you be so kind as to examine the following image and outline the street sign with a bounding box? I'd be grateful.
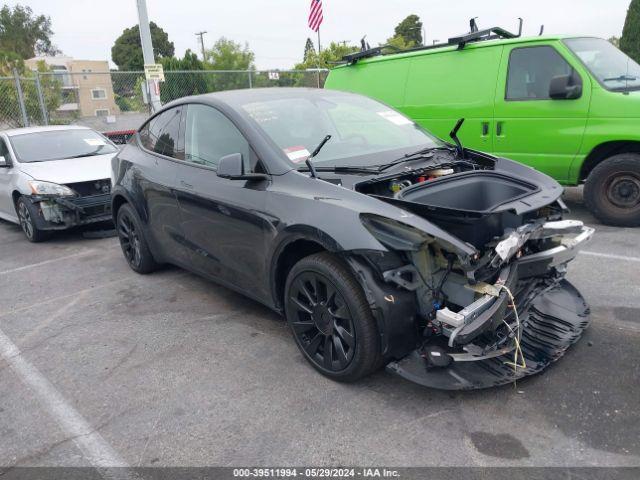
[144,64,165,82]
[268,71,280,81]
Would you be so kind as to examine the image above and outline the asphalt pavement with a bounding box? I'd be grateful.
[0,187,638,469]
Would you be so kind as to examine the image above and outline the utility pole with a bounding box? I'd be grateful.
[136,0,162,112]
[195,31,208,62]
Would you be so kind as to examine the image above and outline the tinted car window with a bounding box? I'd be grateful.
[0,138,8,157]
[507,46,574,100]
[139,107,184,159]
[184,104,250,170]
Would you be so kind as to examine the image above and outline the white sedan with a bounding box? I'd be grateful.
[0,126,119,242]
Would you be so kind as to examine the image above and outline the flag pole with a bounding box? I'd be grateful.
[316,27,322,88]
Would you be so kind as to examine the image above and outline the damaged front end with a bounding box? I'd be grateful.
[354,163,593,390]
[26,179,112,230]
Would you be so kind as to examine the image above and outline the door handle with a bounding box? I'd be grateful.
[496,121,504,137]
[482,122,490,136]
[180,180,193,189]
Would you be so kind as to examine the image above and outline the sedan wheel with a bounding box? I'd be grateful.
[285,252,382,382]
[16,197,49,242]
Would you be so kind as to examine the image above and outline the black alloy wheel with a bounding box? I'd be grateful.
[288,271,356,371]
[284,252,382,382]
[116,203,158,274]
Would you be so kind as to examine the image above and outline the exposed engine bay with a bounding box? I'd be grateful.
[345,150,593,389]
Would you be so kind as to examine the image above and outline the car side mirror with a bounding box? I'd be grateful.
[217,153,269,181]
[0,155,9,168]
[549,73,582,100]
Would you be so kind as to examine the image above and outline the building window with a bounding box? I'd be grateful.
[91,88,107,100]
[95,109,110,117]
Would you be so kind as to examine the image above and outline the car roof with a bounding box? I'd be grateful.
[2,125,93,137]
[166,87,356,110]
[334,35,594,68]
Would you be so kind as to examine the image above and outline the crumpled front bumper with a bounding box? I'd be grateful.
[29,194,112,230]
[386,280,590,390]
[385,222,594,390]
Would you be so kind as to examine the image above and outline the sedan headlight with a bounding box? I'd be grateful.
[28,180,75,196]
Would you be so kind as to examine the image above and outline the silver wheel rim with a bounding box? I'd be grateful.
[18,202,34,239]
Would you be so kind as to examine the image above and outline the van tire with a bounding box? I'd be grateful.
[584,154,640,227]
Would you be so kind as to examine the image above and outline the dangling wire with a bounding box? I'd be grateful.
[497,284,526,372]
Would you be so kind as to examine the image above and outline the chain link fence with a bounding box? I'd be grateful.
[1,69,329,134]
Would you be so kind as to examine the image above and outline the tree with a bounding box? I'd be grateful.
[304,38,316,62]
[295,41,359,70]
[206,37,255,70]
[111,22,175,71]
[609,36,621,48]
[620,0,640,63]
[160,50,209,102]
[0,50,25,76]
[393,14,423,47]
[0,60,60,127]
[0,5,58,59]
[294,42,359,87]
[205,37,256,91]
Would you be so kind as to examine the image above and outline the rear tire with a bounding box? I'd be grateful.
[284,252,382,382]
[584,154,640,227]
[16,196,50,243]
[116,203,159,274]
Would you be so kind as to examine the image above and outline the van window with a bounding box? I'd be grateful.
[184,104,250,170]
[139,107,184,159]
[506,46,574,100]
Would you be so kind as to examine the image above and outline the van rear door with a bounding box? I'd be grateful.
[493,43,590,182]
[402,46,503,153]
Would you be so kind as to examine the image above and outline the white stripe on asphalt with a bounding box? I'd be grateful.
[0,327,128,469]
[0,250,95,276]
[580,251,640,263]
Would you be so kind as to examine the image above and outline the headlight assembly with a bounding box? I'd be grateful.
[360,214,432,251]
[28,181,75,196]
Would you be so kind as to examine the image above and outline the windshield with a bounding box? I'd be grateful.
[565,37,640,92]
[10,129,118,163]
[240,94,443,168]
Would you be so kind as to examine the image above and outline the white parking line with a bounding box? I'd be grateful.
[580,251,640,263]
[0,250,95,276]
[0,327,129,470]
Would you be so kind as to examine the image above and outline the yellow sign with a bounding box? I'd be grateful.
[144,64,165,82]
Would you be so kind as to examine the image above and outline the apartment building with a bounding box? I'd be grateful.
[26,56,120,118]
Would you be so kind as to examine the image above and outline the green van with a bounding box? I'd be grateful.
[325,33,640,226]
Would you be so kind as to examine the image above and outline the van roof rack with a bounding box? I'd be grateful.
[341,18,524,64]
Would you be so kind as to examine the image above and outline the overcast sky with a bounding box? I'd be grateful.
[6,0,632,69]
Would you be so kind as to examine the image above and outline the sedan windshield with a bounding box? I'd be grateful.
[10,129,118,163]
[565,37,640,92]
[240,94,443,167]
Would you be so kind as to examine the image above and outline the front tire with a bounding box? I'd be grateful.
[584,154,640,227]
[116,203,159,274]
[16,196,50,243]
[284,252,382,382]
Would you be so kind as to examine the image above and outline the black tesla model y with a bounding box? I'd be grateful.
[111,88,593,390]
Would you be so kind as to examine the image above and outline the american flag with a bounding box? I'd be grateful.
[308,0,324,32]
